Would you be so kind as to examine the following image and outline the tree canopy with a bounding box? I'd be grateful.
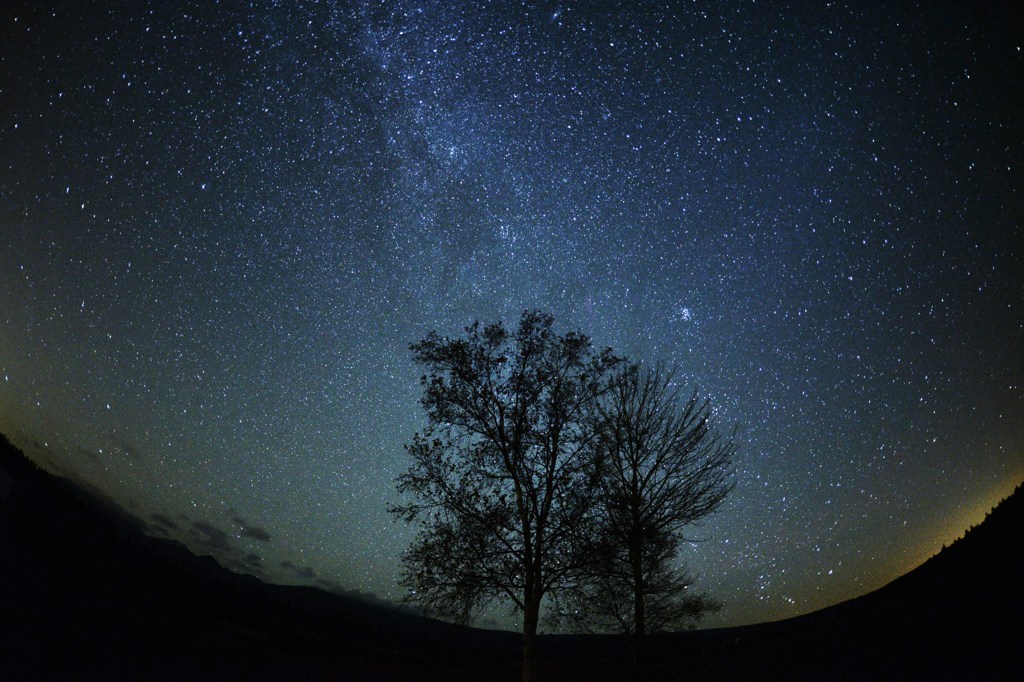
[391,313,735,681]
[391,310,620,682]
[551,363,735,666]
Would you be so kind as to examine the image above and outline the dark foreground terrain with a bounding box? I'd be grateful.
[1,433,1020,680]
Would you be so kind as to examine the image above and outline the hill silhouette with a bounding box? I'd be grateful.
[1,432,1019,680]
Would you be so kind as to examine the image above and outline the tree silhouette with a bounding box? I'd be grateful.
[390,310,620,682]
[553,363,735,667]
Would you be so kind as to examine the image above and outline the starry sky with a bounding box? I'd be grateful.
[0,1,1021,630]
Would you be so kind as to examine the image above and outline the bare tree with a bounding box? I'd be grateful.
[390,310,620,682]
[553,363,735,666]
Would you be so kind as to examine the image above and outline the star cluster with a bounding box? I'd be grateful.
[0,1,1021,628]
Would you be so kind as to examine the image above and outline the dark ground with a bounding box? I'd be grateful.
[1,433,1020,680]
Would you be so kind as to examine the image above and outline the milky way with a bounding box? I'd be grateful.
[1,1,1021,628]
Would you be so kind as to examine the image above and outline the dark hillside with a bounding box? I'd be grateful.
[0,433,522,680]
[637,483,1024,681]
[1,433,1019,680]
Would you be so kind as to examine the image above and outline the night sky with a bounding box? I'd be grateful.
[1,1,1021,630]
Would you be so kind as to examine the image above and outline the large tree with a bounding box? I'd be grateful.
[391,310,620,682]
[555,363,735,666]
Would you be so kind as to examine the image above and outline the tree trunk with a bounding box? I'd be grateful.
[522,598,539,682]
[630,538,646,672]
